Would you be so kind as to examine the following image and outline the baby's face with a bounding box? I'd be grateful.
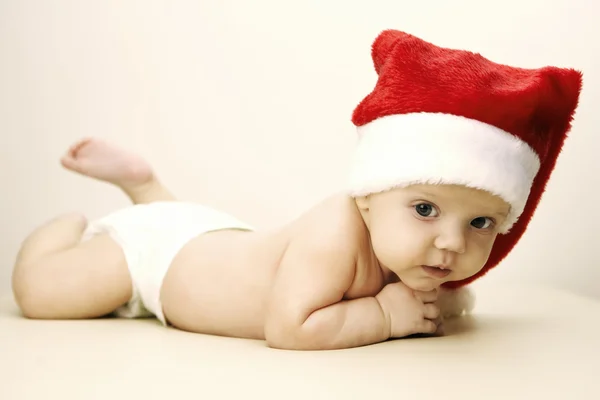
[357,184,510,291]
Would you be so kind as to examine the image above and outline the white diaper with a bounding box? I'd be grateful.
[81,201,253,325]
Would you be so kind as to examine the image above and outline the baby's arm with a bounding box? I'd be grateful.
[263,226,390,350]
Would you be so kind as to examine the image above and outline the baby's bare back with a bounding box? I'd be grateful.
[160,227,290,339]
[158,194,385,342]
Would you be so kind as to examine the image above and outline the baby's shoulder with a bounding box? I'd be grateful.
[280,193,383,296]
[287,193,368,256]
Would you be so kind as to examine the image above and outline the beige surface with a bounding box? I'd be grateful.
[1,284,599,400]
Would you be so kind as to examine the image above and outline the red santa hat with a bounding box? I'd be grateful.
[348,30,583,288]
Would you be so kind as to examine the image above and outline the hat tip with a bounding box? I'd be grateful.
[371,29,414,74]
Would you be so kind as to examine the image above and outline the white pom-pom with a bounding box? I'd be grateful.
[436,286,476,318]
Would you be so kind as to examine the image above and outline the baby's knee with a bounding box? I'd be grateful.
[11,261,45,318]
[11,255,64,319]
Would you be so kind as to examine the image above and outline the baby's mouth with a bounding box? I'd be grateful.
[421,265,452,278]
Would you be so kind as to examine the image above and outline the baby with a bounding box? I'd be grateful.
[11,30,582,350]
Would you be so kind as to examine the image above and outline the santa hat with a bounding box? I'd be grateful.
[348,30,583,288]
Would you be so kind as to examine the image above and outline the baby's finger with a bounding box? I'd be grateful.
[414,288,438,303]
[416,319,438,334]
[434,321,445,336]
[422,303,440,320]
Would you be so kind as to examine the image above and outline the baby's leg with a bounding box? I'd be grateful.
[61,137,176,204]
[12,213,132,319]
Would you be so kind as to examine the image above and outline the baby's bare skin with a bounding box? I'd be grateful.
[161,194,403,347]
[13,138,504,350]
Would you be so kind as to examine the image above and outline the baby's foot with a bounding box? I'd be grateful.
[60,137,154,190]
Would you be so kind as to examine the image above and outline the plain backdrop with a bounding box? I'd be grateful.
[1,0,598,300]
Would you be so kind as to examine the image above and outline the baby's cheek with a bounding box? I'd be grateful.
[461,257,488,278]
[372,237,408,267]
[472,232,498,251]
[466,235,495,258]
[371,238,398,263]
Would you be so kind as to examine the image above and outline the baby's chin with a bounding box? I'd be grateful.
[400,277,442,292]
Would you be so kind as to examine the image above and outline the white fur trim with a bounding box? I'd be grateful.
[347,112,541,233]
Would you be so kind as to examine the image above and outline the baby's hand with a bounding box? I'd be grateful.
[376,282,440,338]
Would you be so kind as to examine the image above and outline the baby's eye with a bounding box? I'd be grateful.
[471,217,493,229]
[415,203,438,217]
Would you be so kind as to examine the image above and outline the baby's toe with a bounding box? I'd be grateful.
[60,154,84,173]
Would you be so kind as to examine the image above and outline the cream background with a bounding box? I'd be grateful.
[1,0,598,299]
